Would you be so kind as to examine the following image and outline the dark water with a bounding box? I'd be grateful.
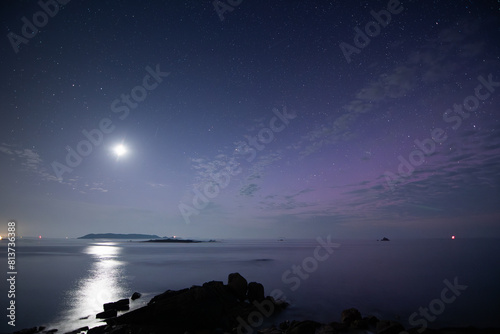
[1,238,499,333]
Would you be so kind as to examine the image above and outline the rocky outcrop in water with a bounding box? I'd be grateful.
[103,274,287,333]
[15,273,498,334]
[130,292,141,301]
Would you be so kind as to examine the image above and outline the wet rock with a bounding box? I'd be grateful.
[105,325,130,334]
[227,272,248,300]
[148,288,189,305]
[351,318,370,329]
[115,304,130,311]
[97,309,117,319]
[279,320,291,331]
[64,326,89,334]
[247,282,265,302]
[258,326,283,334]
[376,320,405,334]
[365,315,380,326]
[103,302,115,310]
[131,292,141,300]
[315,324,335,334]
[287,320,321,334]
[87,325,107,334]
[272,297,289,310]
[108,273,285,333]
[104,298,130,311]
[116,298,130,306]
[341,307,361,325]
[329,321,348,332]
[14,327,39,334]
[14,271,500,334]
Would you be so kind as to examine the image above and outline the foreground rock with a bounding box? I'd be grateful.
[15,277,498,334]
[32,272,286,334]
[103,298,129,312]
[261,310,497,334]
[107,274,287,333]
[340,307,361,325]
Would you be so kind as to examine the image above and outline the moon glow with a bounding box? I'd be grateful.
[113,144,127,157]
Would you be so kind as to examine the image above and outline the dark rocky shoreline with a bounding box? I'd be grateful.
[14,273,497,334]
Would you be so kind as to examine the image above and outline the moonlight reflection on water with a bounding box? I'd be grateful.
[48,243,128,331]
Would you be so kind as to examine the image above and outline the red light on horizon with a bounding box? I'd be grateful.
[39,235,42,239]
[451,235,455,239]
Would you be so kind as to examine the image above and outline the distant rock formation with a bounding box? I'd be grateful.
[78,233,160,239]
[380,237,390,241]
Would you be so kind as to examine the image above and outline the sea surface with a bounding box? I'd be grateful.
[1,237,499,333]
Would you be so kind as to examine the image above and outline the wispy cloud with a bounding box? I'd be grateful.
[239,183,259,197]
[259,188,316,211]
[0,143,59,183]
[147,182,169,189]
[190,154,240,187]
[339,129,500,221]
[88,187,109,193]
[83,181,109,193]
[251,127,500,228]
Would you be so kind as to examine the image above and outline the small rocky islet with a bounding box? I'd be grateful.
[14,273,496,334]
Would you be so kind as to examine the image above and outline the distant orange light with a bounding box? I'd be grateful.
[451,235,455,239]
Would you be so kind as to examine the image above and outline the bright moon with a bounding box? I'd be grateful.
[113,144,127,156]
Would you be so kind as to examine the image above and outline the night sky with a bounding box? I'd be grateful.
[1,1,499,239]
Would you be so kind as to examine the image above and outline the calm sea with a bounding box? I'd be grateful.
[1,237,499,333]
